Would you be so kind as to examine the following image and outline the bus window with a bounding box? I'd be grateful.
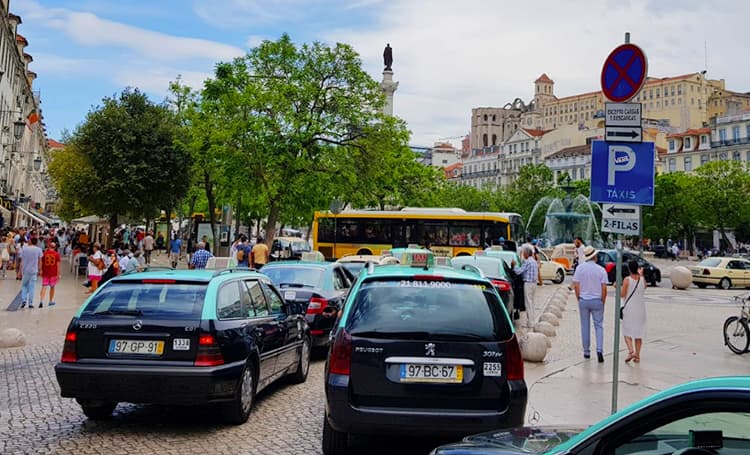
[449,222,482,247]
[392,220,418,248]
[338,219,362,242]
[318,218,336,243]
[422,222,449,246]
[363,221,391,243]
[483,222,509,247]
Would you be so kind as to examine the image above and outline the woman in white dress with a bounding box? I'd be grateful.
[621,260,646,363]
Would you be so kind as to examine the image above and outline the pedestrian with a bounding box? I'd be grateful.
[189,242,213,270]
[119,249,131,272]
[573,246,609,363]
[621,260,646,363]
[19,237,43,308]
[0,233,9,279]
[14,237,24,280]
[125,251,141,274]
[235,235,251,268]
[100,250,121,284]
[251,236,269,270]
[671,243,680,261]
[143,231,154,264]
[511,245,539,328]
[201,235,211,254]
[155,231,165,256]
[532,239,543,286]
[39,241,61,308]
[169,234,182,269]
[86,243,105,294]
[573,236,585,271]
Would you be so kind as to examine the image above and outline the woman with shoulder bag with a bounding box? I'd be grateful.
[621,260,647,363]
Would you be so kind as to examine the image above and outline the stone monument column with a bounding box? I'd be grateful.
[381,70,398,116]
[381,43,398,116]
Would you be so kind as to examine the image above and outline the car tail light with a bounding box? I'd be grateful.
[491,279,511,292]
[412,275,443,281]
[702,269,711,275]
[506,335,524,381]
[328,330,352,376]
[605,263,615,273]
[307,297,328,315]
[61,330,78,363]
[195,333,224,367]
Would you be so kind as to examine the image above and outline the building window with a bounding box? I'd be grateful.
[684,156,692,172]
[580,168,586,179]
[719,129,726,142]
[733,126,740,140]
[483,114,488,121]
[483,134,488,147]
[678,98,682,105]
[700,135,707,145]
[747,151,750,162]
[691,98,695,105]
[492,114,496,121]
[678,84,682,95]
[700,154,709,165]
[668,158,676,172]
[719,152,728,160]
[572,168,577,179]
[746,125,750,139]
[684,137,691,149]
[733,151,741,161]
[668,139,675,151]
[491,134,497,146]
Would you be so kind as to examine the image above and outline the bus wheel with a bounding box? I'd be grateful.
[356,249,372,256]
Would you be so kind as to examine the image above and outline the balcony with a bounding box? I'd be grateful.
[711,137,750,148]
[461,169,499,179]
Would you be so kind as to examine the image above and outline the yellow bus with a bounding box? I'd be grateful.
[312,208,523,259]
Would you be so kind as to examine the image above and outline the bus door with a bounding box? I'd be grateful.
[391,220,419,248]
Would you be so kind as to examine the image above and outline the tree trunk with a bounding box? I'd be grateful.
[204,170,219,253]
[265,202,281,247]
[234,196,242,241]
[108,213,118,249]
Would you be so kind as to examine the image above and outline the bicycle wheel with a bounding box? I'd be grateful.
[723,316,750,354]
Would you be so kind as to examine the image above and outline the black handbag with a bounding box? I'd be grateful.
[620,277,640,319]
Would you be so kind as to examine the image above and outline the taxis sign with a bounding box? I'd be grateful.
[400,251,434,268]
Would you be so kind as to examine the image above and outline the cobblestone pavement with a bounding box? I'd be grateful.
[0,252,746,454]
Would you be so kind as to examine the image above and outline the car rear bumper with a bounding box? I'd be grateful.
[325,377,527,436]
[55,360,245,405]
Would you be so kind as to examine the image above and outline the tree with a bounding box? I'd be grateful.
[199,34,392,246]
[62,88,191,241]
[642,172,700,249]
[47,143,94,221]
[508,164,558,236]
[694,160,750,249]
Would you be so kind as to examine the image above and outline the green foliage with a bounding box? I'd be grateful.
[508,164,559,236]
[693,160,750,244]
[642,172,700,242]
[47,143,94,221]
[59,88,191,227]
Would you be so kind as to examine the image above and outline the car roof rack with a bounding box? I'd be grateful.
[212,267,257,278]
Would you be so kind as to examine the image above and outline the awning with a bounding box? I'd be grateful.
[71,214,108,225]
[16,205,48,226]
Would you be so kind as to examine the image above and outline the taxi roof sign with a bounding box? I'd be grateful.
[300,251,325,262]
[399,250,434,269]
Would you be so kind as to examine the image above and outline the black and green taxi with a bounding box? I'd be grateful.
[431,376,750,454]
[55,268,311,424]
[322,249,527,454]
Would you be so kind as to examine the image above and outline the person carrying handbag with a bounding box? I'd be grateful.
[621,260,647,363]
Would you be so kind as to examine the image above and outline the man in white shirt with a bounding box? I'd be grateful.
[573,246,609,363]
[574,236,586,270]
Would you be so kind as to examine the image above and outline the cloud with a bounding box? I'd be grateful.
[321,0,750,146]
[114,68,211,97]
[17,0,244,62]
[246,35,266,49]
[193,0,322,28]
[25,53,101,76]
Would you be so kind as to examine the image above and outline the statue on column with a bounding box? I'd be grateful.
[383,43,393,71]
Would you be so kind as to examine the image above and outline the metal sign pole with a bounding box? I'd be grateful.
[611,238,623,414]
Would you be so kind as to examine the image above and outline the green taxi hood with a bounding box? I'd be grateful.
[545,376,750,454]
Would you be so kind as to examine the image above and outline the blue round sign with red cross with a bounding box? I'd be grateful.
[600,43,648,102]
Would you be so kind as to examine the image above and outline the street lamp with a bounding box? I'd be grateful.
[12,118,24,141]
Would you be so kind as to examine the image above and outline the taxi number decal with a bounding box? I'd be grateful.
[399,280,452,288]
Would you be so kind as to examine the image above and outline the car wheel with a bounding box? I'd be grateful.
[719,278,732,290]
[77,400,116,420]
[696,283,707,289]
[222,364,256,425]
[553,268,565,284]
[322,415,349,455]
[289,335,311,384]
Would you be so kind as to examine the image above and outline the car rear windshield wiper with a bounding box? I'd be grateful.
[92,309,143,316]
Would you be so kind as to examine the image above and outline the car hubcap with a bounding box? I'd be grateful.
[240,369,253,413]
[301,338,310,374]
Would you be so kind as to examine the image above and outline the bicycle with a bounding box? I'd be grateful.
[723,293,750,354]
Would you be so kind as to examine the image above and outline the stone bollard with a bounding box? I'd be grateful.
[519,332,548,362]
[539,312,560,326]
[545,305,563,318]
[671,266,692,289]
[0,328,26,348]
[534,321,556,337]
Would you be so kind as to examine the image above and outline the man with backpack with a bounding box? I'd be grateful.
[235,235,251,268]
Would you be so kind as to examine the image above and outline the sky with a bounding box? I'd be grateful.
[14,0,750,147]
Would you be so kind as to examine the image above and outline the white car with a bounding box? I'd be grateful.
[483,248,566,284]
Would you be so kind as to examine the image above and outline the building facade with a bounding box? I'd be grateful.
[498,129,546,186]
[0,1,52,227]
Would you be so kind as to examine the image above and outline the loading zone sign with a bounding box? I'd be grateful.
[590,140,655,205]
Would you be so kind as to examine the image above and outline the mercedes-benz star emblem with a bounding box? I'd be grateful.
[132,320,143,331]
[425,343,436,356]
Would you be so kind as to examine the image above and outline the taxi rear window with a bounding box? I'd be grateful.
[346,279,512,341]
[81,282,207,319]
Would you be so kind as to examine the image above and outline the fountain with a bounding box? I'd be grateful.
[526,176,602,247]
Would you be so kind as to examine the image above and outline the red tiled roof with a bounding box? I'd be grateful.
[8,13,22,24]
[522,128,547,137]
[47,139,66,149]
[546,144,591,159]
[16,34,27,46]
[656,146,667,155]
[666,127,710,139]
[535,73,553,83]
[444,163,462,178]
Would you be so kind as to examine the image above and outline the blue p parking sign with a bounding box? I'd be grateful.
[590,140,655,205]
